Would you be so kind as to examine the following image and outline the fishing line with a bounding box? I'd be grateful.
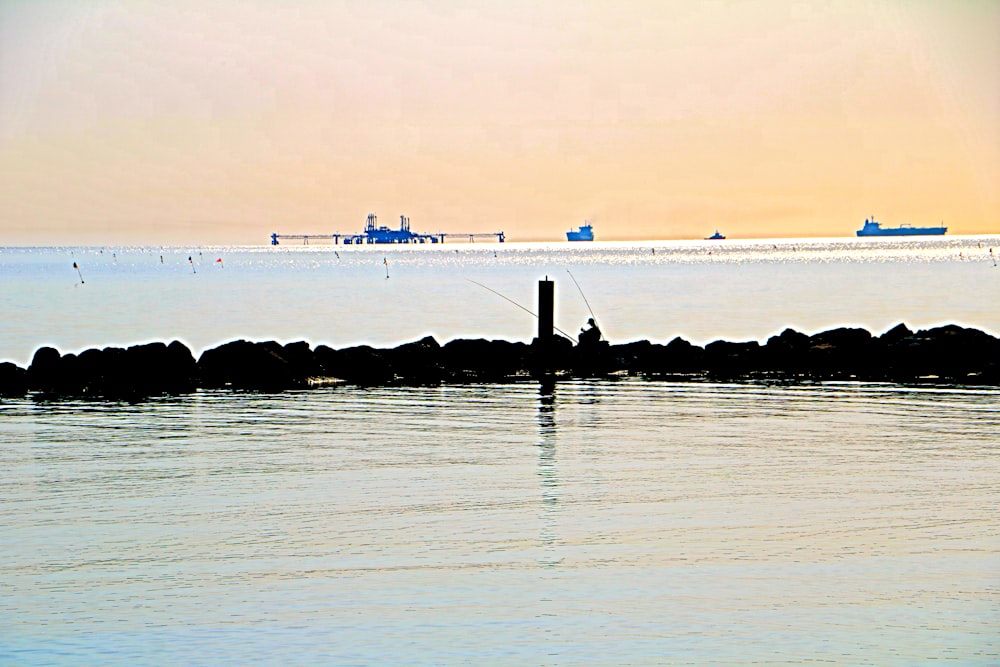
[566,269,603,340]
[465,279,574,340]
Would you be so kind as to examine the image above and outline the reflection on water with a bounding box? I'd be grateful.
[1,380,998,665]
[537,381,560,567]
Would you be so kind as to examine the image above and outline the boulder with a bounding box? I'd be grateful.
[878,323,913,346]
[26,346,62,392]
[440,339,530,381]
[320,344,394,386]
[805,327,875,377]
[705,339,760,376]
[0,362,27,397]
[761,328,811,372]
[279,341,317,382]
[197,340,297,390]
[385,336,442,384]
[528,335,574,375]
[889,325,1000,382]
[608,340,656,374]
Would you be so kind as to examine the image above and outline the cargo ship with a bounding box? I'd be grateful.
[567,222,594,242]
[856,218,946,237]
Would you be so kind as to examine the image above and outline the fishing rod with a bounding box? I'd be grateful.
[566,269,603,340]
[465,279,575,341]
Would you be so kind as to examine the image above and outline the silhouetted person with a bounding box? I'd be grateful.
[578,318,601,346]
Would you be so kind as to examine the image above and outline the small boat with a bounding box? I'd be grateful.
[856,217,946,237]
[706,230,726,240]
[567,223,594,242]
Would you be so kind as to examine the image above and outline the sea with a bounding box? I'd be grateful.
[1,237,999,666]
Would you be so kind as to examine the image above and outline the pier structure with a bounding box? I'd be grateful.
[271,213,505,245]
[270,233,344,245]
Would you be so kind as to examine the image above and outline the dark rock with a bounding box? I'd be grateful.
[125,341,197,394]
[639,337,707,376]
[529,335,574,375]
[762,328,811,374]
[74,346,115,394]
[805,327,875,377]
[608,340,655,374]
[326,344,394,386]
[878,323,913,346]
[440,339,530,381]
[27,346,62,392]
[313,344,343,377]
[569,340,614,376]
[198,340,297,390]
[53,353,81,394]
[889,325,1000,383]
[705,339,760,377]
[0,362,27,397]
[279,341,316,382]
[809,327,872,349]
[25,341,198,397]
[15,323,1000,395]
[385,336,442,384]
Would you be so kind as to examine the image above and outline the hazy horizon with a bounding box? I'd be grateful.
[2,1,997,245]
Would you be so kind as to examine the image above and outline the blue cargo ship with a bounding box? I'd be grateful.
[567,223,594,241]
[857,218,946,237]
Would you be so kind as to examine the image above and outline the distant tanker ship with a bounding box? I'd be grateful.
[566,222,594,242]
[856,217,946,237]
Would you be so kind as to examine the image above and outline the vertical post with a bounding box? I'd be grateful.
[538,278,554,343]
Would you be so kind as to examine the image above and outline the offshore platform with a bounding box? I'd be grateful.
[271,214,505,245]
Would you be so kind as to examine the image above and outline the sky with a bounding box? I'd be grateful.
[1,0,997,245]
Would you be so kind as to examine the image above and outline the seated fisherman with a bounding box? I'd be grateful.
[578,318,602,346]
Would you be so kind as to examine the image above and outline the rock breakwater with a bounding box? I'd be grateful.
[1,323,998,399]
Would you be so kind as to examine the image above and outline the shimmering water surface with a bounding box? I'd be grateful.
[2,382,998,665]
[1,236,998,365]
[1,239,999,664]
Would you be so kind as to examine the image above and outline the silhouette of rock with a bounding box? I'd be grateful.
[320,344,394,386]
[806,327,874,377]
[0,362,27,397]
[386,336,442,384]
[889,325,1000,383]
[529,335,574,375]
[27,346,62,393]
[569,340,613,376]
[878,323,913,346]
[608,339,655,373]
[279,341,316,383]
[128,341,197,394]
[23,341,196,397]
[440,339,530,381]
[642,337,706,376]
[705,339,760,377]
[12,324,1000,395]
[198,340,297,390]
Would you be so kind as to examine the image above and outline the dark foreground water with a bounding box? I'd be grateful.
[2,380,997,665]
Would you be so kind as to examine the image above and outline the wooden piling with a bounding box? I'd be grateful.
[538,278,554,343]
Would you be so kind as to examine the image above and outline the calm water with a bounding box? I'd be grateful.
[1,236,998,366]
[1,381,998,665]
[2,238,999,664]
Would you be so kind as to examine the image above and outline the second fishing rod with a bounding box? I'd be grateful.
[467,271,605,343]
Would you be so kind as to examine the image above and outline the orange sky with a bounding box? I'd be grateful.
[1,1,997,244]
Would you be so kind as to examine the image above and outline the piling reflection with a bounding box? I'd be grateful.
[536,380,561,566]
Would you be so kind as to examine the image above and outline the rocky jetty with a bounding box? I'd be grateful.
[1,324,998,399]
